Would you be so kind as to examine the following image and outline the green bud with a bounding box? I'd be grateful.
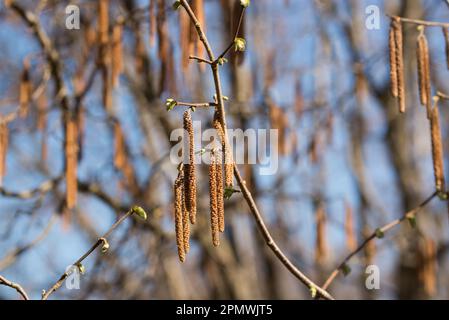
[407,215,417,229]
[341,263,351,277]
[172,1,181,10]
[100,238,110,253]
[375,228,384,239]
[218,57,228,66]
[224,187,239,200]
[234,37,246,52]
[438,191,448,201]
[240,0,250,8]
[77,263,86,275]
[310,286,317,299]
[165,98,177,111]
[132,206,148,220]
[222,96,229,101]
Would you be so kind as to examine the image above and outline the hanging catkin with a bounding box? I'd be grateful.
[421,238,436,297]
[392,17,405,113]
[314,202,327,265]
[149,0,156,47]
[19,59,31,118]
[112,23,123,88]
[389,20,398,98]
[182,182,190,254]
[98,0,109,45]
[443,27,449,70]
[417,26,432,117]
[430,97,445,193]
[209,151,220,247]
[213,112,233,187]
[183,111,197,224]
[344,200,357,253]
[65,116,78,209]
[0,122,9,186]
[174,171,186,262]
[179,9,190,72]
[113,122,126,170]
[216,152,225,233]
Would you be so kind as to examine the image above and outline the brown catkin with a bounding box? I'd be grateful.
[430,97,445,193]
[443,27,449,70]
[19,59,31,118]
[113,122,126,170]
[344,200,357,253]
[65,116,78,209]
[314,202,327,265]
[182,183,190,254]
[209,152,220,247]
[149,0,156,47]
[98,0,109,45]
[216,153,225,233]
[183,111,197,224]
[0,122,9,186]
[420,238,436,297]
[389,20,398,98]
[112,23,123,88]
[393,17,406,113]
[174,173,186,262]
[417,27,431,109]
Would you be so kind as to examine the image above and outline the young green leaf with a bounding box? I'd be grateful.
[375,228,384,239]
[309,286,317,299]
[132,206,148,220]
[234,37,246,52]
[172,1,181,10]
[240,0,250,8]
[224,187,240,200]
[165,98,177,111]
[341,263,351,277]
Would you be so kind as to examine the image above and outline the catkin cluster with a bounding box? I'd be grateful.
[173,111,198,262]
[388,17,448,197]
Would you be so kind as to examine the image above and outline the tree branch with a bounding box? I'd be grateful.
[0,274,29,300]
[41,206,147,300]
[322,191,438,291]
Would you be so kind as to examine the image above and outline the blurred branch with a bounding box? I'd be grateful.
[0,177,61,199]
[41,206,147,300]
[0,274,29,300]
[322,191,439,291]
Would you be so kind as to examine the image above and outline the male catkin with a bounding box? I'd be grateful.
[183,111,197,224]
[174,172,186,262]
[65,117,78,209]
[393,17,405,113]
[19,59,31,118]
[216,153,225,233]
[430,97,445,193]
[209,152,220,247]
[0,122,9,186]
[112,23,123,88]
[417,26,431,112]
[389,20,398,98]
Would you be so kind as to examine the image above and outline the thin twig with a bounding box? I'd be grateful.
[388,14,449,28]
[0,274,29,300]
[437,91,449,100]
[41,207,142,300]
[189,55,213,65]
[216,7,246,61]
[322,191,438,291]
[176,101,217,108]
